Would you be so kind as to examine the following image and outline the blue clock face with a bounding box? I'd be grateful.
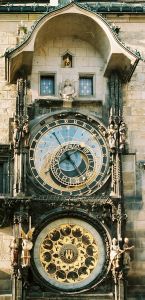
[29,117,110,196]
[59,150,82,172]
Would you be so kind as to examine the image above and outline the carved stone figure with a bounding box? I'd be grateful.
[119,121,126,151]
[22,121,30,147]
[21,228,35,267]
[10,238,19,267]
[13,120,20,149]
[60,80,76,101]
[110,238,122,270]
[98,124,106,137]
[123,237,134,269]
[107,123,117,152]
[21,238,33,267]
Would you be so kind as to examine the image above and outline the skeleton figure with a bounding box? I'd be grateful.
[123,237,134,269]
[21,228,35,267]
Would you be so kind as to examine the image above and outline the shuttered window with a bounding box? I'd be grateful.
[0,162,9,194]
[79,76,93,96]
[40,75,55,96]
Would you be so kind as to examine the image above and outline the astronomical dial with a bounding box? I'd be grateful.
[29,116,109,196]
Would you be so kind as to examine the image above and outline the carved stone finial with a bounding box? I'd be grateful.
[111,23,120,34]
[17,21,27,45]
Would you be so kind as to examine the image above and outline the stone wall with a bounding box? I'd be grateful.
[0,14,38,144]
[0,227,12,294]
[0,13,41,293]
[108,14,145,296]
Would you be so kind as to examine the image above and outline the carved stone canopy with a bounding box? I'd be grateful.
[5,2,139,83]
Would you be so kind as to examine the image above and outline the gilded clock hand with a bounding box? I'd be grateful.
[52,132,84,164]
[64,150,91,188]
[52,132,85,178]
[52,132,78,166]
[59,149,78,164]
[45,133,77,174]
[45,149,82,177]
[65,151,84,177]
[45,150,77,174]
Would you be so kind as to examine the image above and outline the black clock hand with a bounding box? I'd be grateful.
[49,133,89,184]
[52,132,61,145]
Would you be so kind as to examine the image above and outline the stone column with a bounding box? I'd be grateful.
[13,78,29,196]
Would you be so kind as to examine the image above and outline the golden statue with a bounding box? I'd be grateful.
[21,227,35,267]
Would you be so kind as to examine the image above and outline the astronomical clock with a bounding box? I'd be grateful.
[29,112,110,196]
[9,76,127,298]
[25,111,113,295]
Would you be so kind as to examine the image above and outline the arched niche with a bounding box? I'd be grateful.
[62,51,73,68]
[5,2,139,83]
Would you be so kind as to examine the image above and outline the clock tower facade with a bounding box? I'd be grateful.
[0,1,144,300]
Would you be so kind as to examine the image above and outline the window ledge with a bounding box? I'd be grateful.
[35,97,102,103]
